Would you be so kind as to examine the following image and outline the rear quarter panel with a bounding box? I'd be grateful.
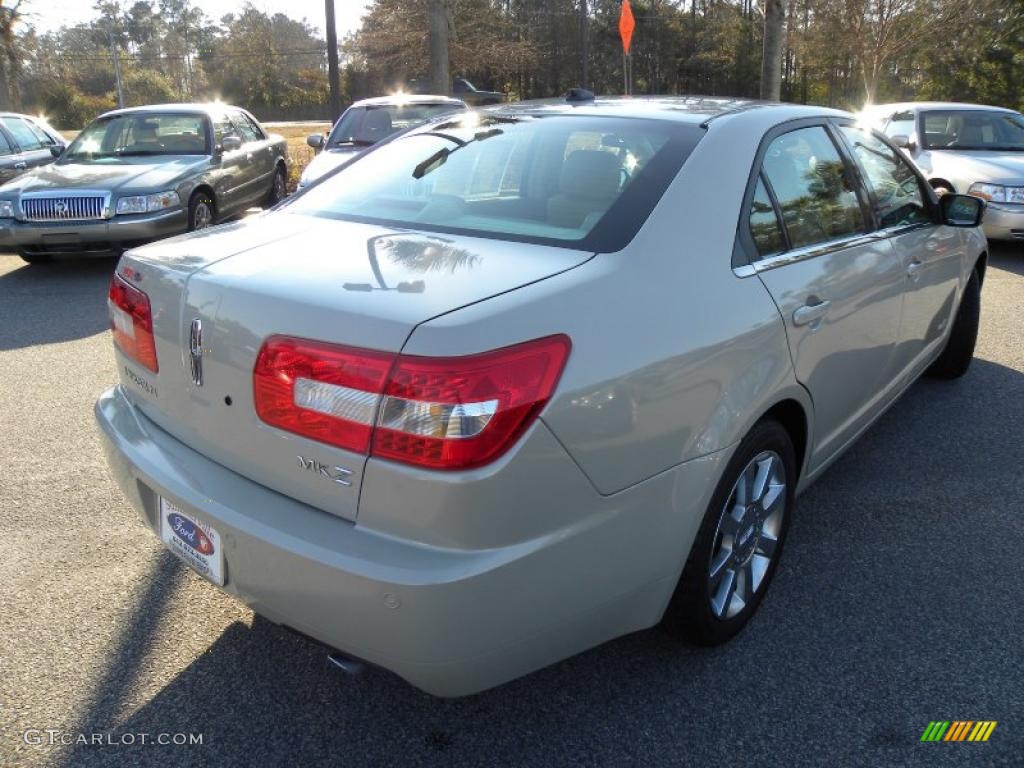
[402,110,811,495]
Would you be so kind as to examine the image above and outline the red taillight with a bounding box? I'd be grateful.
[252,334,571,470]
[253,336,394,453]
[372,336,571,469]
[108,273,158,372]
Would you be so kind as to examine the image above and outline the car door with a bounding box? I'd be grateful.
[835,123,965,381]
[230,110,268,205]
[211,112,248,216]
[0,129,22,184]
[0,116,55,172]
[738,122,907,469]
[236,110,276,192]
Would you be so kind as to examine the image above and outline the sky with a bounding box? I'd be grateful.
[22,0,371,39]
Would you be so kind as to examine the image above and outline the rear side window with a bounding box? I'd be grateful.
[25,120,57,146]
[231,111,261,142]
[288,114,703,252]
[0,130,11,156]
[0,117,43,150]
[761,126,866,249]
[838,126,930,228]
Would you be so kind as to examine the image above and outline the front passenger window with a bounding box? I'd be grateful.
[839,126,930,229]
[761,127,866,250]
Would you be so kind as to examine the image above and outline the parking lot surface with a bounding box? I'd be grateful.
[1,246,1021,767]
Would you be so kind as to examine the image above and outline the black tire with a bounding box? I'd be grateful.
[17,250,52,265]
[265,164,287,207]
[663,420,796,646]
[187,192,216,232]
[927,269,980,379]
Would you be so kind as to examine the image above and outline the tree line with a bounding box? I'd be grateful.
[1,0,1023,130]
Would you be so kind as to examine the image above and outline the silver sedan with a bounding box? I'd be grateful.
[95,97,987,696]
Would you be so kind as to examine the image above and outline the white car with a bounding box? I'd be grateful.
[861,102,1024,240]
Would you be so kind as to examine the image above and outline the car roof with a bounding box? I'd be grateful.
[864,102,1019,114]
[352,95,467,108]
[96,103,248,120]
[480,95,850,124]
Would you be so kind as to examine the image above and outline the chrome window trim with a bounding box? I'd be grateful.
[733,232,882,277]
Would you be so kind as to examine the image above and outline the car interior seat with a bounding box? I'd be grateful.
[547,149,622,230]
[360,109,394,143]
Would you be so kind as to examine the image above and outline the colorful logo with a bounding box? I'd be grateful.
[920,721,997,742]
[168,513,214,556]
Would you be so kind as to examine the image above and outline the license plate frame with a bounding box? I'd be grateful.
[159,497,225,586]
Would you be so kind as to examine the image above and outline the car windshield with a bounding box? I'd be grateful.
[287,113,701,251]
[63,113,210,160]
[326,103,464,147]
[921,110,1024,151]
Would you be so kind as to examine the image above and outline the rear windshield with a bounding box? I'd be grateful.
[327,103,465,148]
[921,110,1024,151]
[288,113,702,252]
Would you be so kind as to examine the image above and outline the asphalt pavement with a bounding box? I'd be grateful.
[1,246,1022,767]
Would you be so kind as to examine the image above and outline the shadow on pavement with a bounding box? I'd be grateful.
[0,256,116,350]
[987,241,1024,275]
[53,356,1024,767]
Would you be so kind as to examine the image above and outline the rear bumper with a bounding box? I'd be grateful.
[94,385,724,696]
[3,209,186,254]
[981,203,1024,241]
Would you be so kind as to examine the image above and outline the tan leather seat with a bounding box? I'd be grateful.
[547,150,621,229]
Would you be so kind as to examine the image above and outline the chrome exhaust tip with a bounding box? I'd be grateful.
[326,651,365,675]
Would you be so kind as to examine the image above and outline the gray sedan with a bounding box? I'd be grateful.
[863,101,1024,240]
[96,98,986,696]
[0,112,67,183]
[0,103,288,263]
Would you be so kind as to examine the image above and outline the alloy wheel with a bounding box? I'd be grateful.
[707,450,787,620]
[193,201,213,230]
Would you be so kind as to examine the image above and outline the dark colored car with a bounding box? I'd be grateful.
[0,112,66,184]
[300,95,466,188]
[0,103,288,264]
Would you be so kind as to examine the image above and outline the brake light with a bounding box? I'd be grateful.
[253,337,394,453]
[253,335,570,470]
[108,273,158,372]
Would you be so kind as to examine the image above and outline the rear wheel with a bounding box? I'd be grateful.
[188,192,215,232]
[17,249,51,265]
[664,420,796,645]
[927,269,980,379]
[266,164,287,207]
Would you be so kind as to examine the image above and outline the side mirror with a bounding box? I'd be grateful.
[889,134,916,152]
[49,145,63,158]
[306,134,324,150]
[220,135,242,153]
[941,194,985,228]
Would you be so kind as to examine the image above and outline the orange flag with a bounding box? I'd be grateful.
[619,0,635,55]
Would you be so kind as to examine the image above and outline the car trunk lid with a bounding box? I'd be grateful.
[116,214,591,522]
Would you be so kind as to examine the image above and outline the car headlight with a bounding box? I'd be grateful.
[0,200,14,218]
[116,190,181,215]
[967,182,1024,204]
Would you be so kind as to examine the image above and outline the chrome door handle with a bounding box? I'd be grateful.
[906,260,923,281]
[793,300,831,327]
[13,162,26,170]
[246,153,254,162]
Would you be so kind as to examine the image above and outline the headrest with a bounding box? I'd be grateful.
[560,150,621,201]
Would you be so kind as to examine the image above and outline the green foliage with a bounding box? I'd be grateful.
[8,0,1024,128]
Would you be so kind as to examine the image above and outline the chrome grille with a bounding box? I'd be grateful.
[22,196,105,222]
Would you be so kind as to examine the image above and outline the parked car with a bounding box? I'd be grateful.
[0,112,67,184]
[96,97,986,697]
[299,95,466,189]
[409,77,506,106]
[861,101,1024,240]
[0,103,288,263]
